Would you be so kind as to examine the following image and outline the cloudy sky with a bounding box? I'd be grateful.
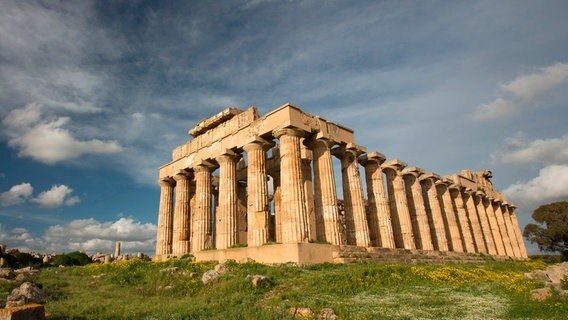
[1,0,567,255]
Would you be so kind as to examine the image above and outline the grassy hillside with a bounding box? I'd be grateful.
[4,259,568,319]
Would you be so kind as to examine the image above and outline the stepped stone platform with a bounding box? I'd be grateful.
[185,243,513,265]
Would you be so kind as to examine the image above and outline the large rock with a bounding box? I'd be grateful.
[0,268,14,280]
[544,262,568,284]
[246,275,269,288]
[0,303,46,320]
[6,282,46,308]
[319,308,339,320]
[530,287,552,301]
[214,263,228,275]
[201,270,220,285]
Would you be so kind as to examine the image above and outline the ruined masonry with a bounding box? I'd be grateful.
[155,104,527,264]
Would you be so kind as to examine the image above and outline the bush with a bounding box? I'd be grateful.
[52,251,90,266]
[2,251,42,269]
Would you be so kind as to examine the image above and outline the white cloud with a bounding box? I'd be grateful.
[0,217,156,254]
[0,183,33,207]
[474,62,568,121]
[2,103,122,164]
[492,133,568,165]
[32,185,80,208]
[504,165,568,203]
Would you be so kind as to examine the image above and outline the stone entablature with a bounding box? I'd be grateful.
[155,103,528,264]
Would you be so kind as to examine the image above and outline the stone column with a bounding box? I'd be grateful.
[474,191,497,256]
[272,168,282,242]
[156,177,175,256]
[436,179,464,252]
[308,138,342,245]
[334,144,370,247]
[383,160,415,249]
[449,184,476,253]
[501,202,521,258]
[402,167,434,251]
[360,152,395,248]
[273,128,310,243]
[463,189,488,254]
[301,143,316,242]
[493,199,514,257]
[484,196,506,256]
[508,204,528,258]
[243,140,271,247]
[419,173,449,251]
[172,171,191,255]
[215,150,239,250]
[192,162,214,252]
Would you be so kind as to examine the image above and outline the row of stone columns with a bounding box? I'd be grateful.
[156,125,527,260]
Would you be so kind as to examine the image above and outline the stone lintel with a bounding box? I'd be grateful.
[358,151,386,165]
[189,107,244,137]
[418,172,441,181]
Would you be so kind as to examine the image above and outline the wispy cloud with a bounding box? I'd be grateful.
[474,63,568,121]
[504,165,568,203]
[491,132,568,165]
[0,183,33,207]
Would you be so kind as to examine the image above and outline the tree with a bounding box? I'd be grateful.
[524,201,568,259]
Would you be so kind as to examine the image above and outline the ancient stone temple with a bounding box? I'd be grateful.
[155,103,527,264]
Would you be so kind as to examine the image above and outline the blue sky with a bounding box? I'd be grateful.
[1,0,567,255]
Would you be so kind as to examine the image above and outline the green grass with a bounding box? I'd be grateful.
[3,259,568,319]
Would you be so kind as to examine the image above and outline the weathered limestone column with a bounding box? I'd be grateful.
[463,189,488,254]
[334,144,370,247]
[436,179,464,252]
[301,143,316,242]
[383,160,415,249]
[419,173,449,251]
[215,150,239,250]
[192,162,214,252]
[273,128,310,243]
[156,177,175,256]
[307,138,342,245]
[272,166,282,242]
[484,196,506,256]
[474,191,497,255]
[449,184,476,253]
[172,171,191,255]
[508,204,528,258]
[493,199,514,257]
[501,202,521,258]
[402,167,434,250]
[359,152,395,248]
[243,140,271,247]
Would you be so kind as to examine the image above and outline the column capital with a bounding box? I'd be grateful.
[215,149,239,164]
[243,137,273,152]
[304,137,336,150]
[158,177,175,187]
[418,171,441,182]
[172,170,191,182]
[435,177,452,187]
[272,127,305,139]
[358,151,386,166]
[382,159,407,172]
[401,166,424,177]
[193,159,216,173]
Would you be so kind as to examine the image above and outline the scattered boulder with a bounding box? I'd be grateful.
[246,275,269,288]
[160,267,180,274]
[319,308,338,320]
[6,282,46,307]
[0,268,15,280]
[0,303,46,320]
[214,263,228,275]
[530,287,552,301]
[543,262,568,284]
[524,270,550,282]
[201,270,220,285]
[289,307,314,318]
[42,256,51,265]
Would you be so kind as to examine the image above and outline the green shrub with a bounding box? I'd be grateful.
[52,251,90,266]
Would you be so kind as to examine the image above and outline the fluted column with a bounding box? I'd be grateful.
[335,145,370,247]
[273,170,282,242]
[501,202,521,258]
[192,162,214,252]
[493,199,514,257]
[301,144,316,242]
[484,196,506,256]
[436,180,463,252]
[474,192,497,255]
[449,185,476,253]
[383,160,415,249]
[243,140,270,247]
[273,128,310,243]
[308,138,342,245]
[402,167,434,250]
[156,177,175,256]
[215,150,239,250]
[172,171,191,255]
[508,204,528,258]
[463,189,488,254]
[419,174,449,251]
[360,152,395,248]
